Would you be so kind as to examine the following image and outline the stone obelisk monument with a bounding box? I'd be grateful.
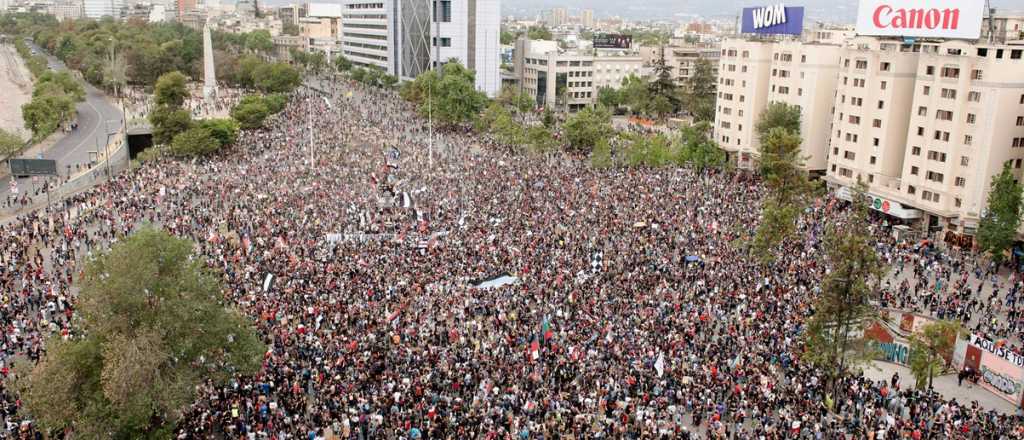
[202,23,217,104]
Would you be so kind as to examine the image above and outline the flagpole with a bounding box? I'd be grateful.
[308,90,314,166]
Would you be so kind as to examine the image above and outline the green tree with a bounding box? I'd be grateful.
[409,62,486,127]
[590,138,613,169]
[263,93,288,114]
[525,126,557,154]
[542,108,556,129]
[154,71,189,108]
[333,55,353,72]
[527,25,553,40]
[282,23,300,36]
[563,105,613,152]
[235,55,264,88]
[648,46,679,114]
[103,43,127,97]
[803,182,883,402]
[752,128,814,259]
[908,320,964,390]
[977,163,1024,265]
[597,86,621,110]
[620,75,651,116]
[756,102,802,141]
[682,59,716,122]
[170,126,221,157]
[252,62,301,94]
[149,106,193,145]
[21,90,75,141]
[0,128,25,158]
[13,228,264,439]
[244,30,273,54]
[197,118,240,147]
[496,85,534,120]
[674,122,726,171]
[37,70,85,101]
[230,95,271,129]
[500,29,515,45]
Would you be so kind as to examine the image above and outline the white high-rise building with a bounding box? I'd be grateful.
[340,0,500,96]
[84,0,124,19]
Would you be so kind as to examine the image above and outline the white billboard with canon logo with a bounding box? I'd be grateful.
[856,0,985,39]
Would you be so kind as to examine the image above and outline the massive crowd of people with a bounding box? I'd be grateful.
[0,78,1021,439]
[121,83,243,122]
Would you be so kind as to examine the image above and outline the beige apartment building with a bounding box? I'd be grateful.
[714,39,773,168]
[714,33,849,172]
[829,40,1024,237]
[827,36,921,205]
[713,17,1024,240]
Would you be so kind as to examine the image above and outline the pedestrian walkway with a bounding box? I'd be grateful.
[864,361,1020,415]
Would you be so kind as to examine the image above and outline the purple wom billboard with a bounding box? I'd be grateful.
[741,4,805,35]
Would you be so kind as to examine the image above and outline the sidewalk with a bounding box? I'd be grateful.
[863,361,1019,414]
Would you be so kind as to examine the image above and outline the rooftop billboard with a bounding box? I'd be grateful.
[741,4,805,35]
[593,34,632,49]
[855,0,984,39]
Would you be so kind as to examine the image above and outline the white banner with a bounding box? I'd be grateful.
[856,0,984,39]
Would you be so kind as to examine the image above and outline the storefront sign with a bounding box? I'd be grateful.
[856,0,984,39]
[741,4,805,35]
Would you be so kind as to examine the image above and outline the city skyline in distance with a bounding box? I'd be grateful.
[249,0,1024,24]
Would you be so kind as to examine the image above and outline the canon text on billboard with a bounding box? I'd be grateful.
[855,0,984,39]
[740,4,805,36]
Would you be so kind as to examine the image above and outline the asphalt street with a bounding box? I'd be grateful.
[4,42,123,199]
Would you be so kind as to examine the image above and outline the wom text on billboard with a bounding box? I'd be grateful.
[741,4,804,36]
[855,0,984,39]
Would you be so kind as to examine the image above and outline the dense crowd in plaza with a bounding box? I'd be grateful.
[0,78,1022,439]
[121,83,243,122]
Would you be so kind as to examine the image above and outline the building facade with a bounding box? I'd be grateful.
[50,1,83,21]
[581,9,593,29]
[515,37,645,111]
[340,0,499,96]
[828,40,1024,236]
[83,0,124,19]
[714,39,774,168]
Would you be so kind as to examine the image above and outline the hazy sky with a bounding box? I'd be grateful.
[255,0,1023,23]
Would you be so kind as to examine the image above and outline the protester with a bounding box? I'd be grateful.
[0,78,1019,439]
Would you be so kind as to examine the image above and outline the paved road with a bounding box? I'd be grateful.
[4,42,123,200]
